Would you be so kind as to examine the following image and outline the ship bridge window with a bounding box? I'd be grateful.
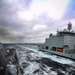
[45,46,49,50]
[52,47,56,51]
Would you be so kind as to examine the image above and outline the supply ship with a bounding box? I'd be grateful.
[39,22,75,60]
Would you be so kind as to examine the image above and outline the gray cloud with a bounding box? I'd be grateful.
[0,0,74,43]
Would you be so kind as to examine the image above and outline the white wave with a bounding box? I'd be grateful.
[16,45,59,75]
[18,45,75,66]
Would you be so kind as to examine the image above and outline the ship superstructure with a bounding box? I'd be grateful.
[39,22,75,60]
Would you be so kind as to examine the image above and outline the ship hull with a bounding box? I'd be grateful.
[39,48,75,60]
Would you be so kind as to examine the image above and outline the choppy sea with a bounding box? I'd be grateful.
[4,44,75,75]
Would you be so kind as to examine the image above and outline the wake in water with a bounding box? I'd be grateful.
[12,44,75,75]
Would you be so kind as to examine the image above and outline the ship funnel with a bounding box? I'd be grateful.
[67,22,72,31]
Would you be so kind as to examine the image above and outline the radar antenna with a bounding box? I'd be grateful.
[49,33,53,37]
[67,22,72,31]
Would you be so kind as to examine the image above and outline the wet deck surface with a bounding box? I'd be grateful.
[0,48,22,75]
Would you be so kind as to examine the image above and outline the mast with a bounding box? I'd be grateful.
[67,22,72,31]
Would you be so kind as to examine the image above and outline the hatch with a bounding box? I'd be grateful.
[57,48,63,52]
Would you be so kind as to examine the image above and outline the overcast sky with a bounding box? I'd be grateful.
[0,0,75,43]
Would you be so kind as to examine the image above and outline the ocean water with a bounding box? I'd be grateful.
[5,44,75,75]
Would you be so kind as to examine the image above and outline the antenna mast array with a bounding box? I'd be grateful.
[68,22,72,31]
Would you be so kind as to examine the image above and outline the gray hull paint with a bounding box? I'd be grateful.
[40,48,75,60]
[39,23,75,60]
